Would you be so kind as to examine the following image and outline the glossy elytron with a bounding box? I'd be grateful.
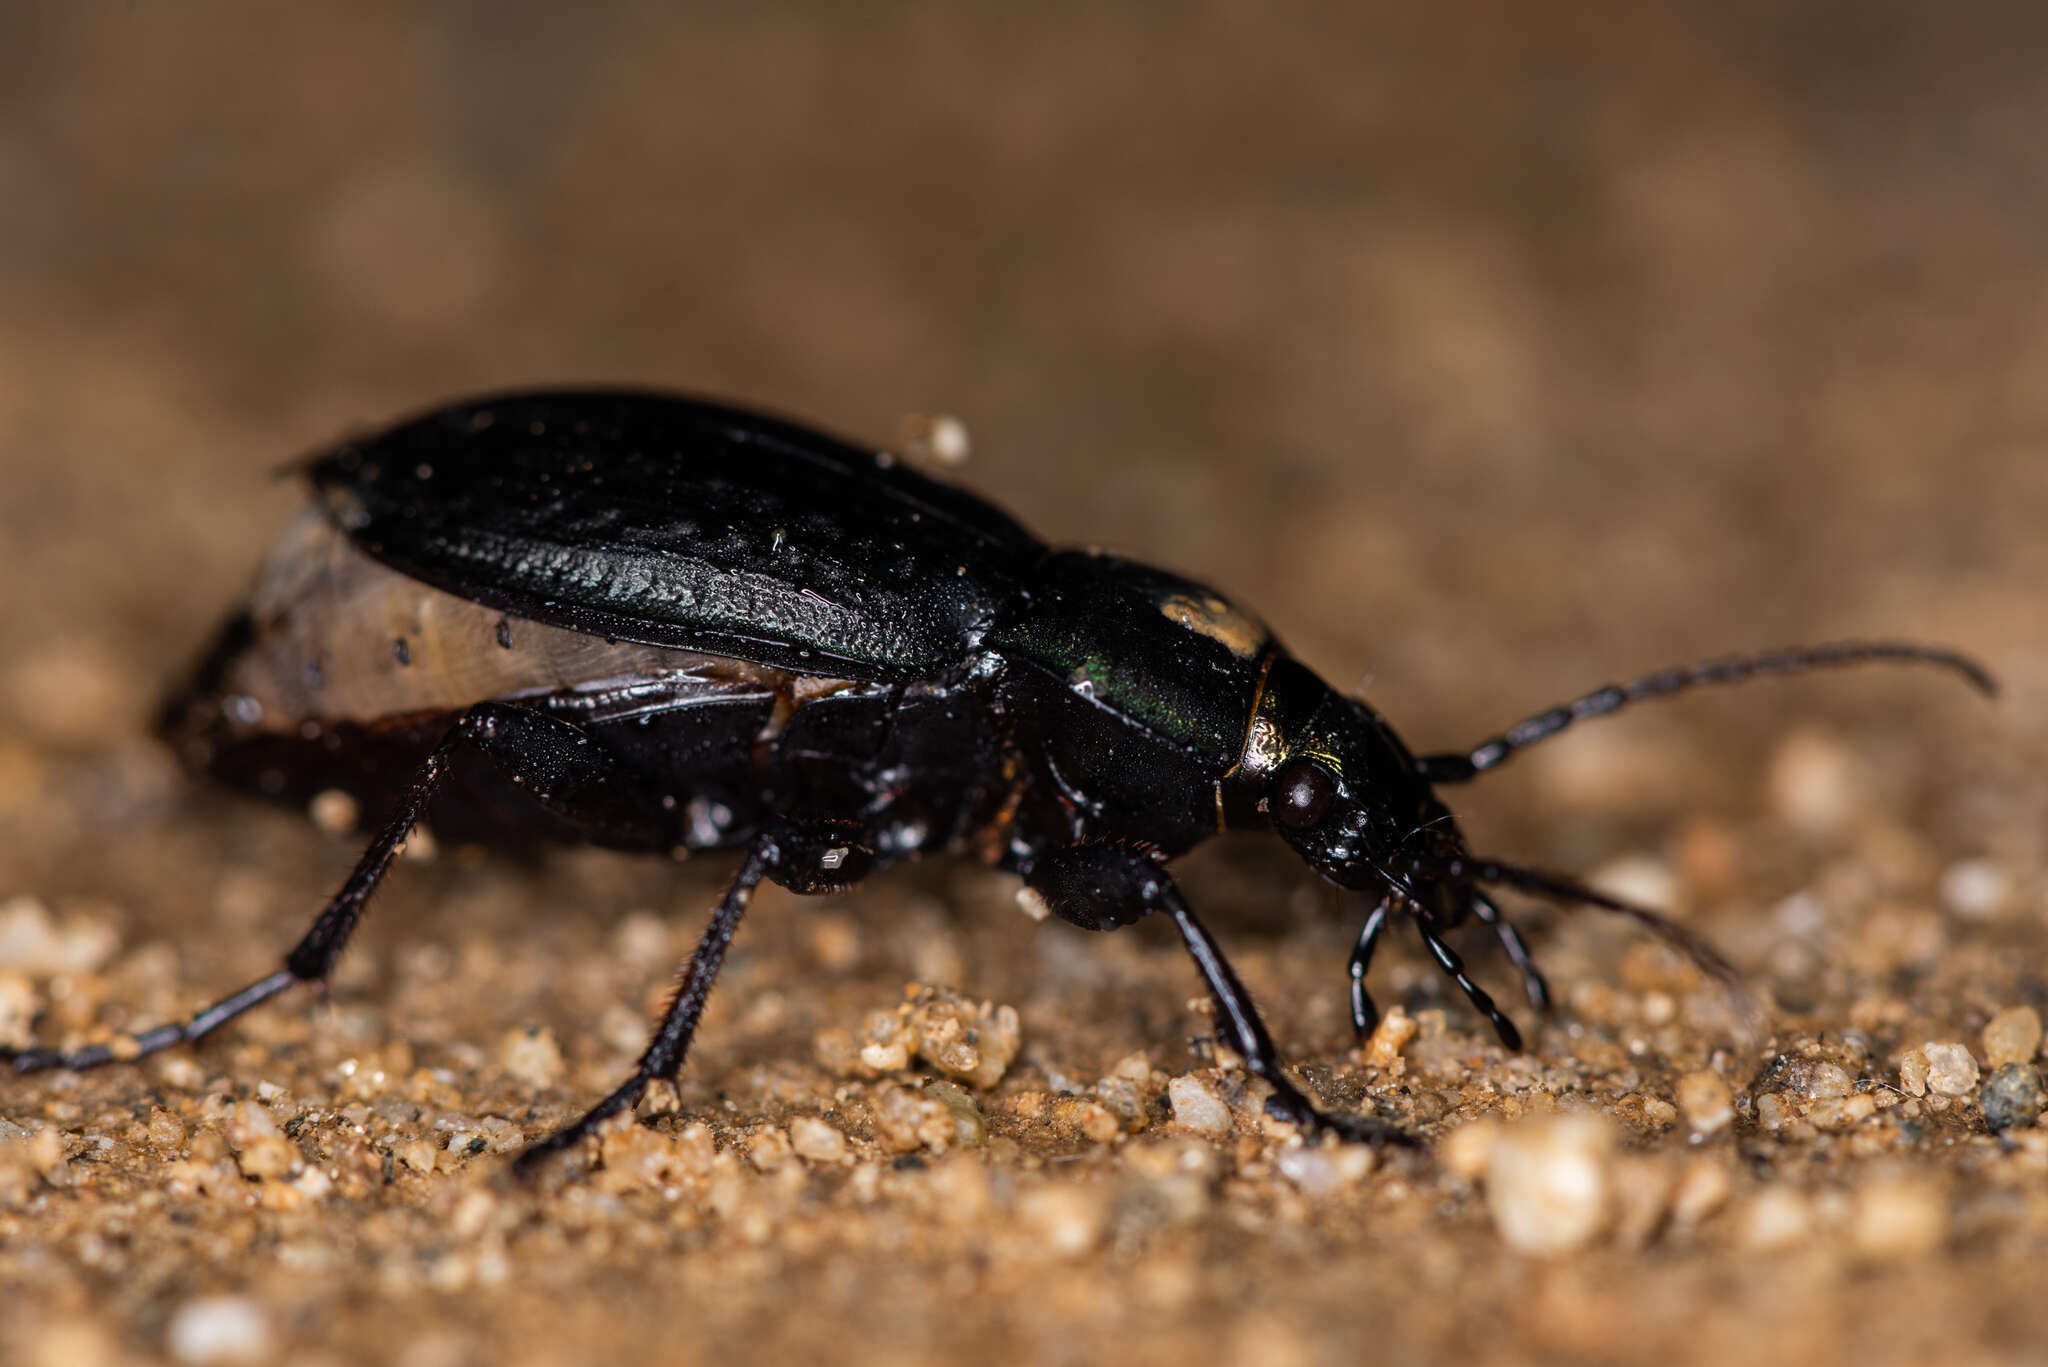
[5,390,1995,1166]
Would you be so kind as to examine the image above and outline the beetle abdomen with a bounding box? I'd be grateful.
[159,513,834,850]
[196,512,770,736]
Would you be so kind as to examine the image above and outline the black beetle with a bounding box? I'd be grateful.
[5,390,1994,1167]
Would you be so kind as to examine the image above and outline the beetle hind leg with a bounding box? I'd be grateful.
[4,704,499,1075]
[6,700,644,1081]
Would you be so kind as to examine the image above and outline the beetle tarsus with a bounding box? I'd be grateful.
[512,843,771,1176]
[1263,1090,1420,1149]
[2,969,299,1073]
[1416,923,1522,1051]
[1470,891,1549,1013]
[1347,899,1390,1039]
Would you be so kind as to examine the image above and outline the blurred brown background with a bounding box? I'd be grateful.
[2,4,2044,1365]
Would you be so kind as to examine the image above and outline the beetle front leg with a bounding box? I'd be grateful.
[1348,897,1391,1040]
[1471,890,1549,1013]
[1024,843,1413,1147]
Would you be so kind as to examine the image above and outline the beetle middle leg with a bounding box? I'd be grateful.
[1025,843,1413,1147]
[514,841,771,1172]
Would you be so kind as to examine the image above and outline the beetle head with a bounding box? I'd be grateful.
[1247,657,1751,1049]
[1254,676,1470,922]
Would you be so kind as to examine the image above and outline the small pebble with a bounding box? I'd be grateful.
[1739,1187,1812,1252]
[857,1009,913,1074]
[597,1124,690,1187]
[1017,1183,1108,1256]
[1674,1071,1733,1135]
[1849,1178,1946,1259]
[1588,854,1679,915]
[146,1108,188,1155]
[1167,1075,1233,1137]
[789,1115,850,1165]
[496,1025,564,1090]
[0,969,37,1046]
[1807,1093,1877,1130]
[1981,1006,2041,1069]
[1669,1158,1732,1229]
[166,1296,273,1366]
[1922,1042,1980,1097]
[28,1319,117,1367]
[1275,1143,1374,1193]
[307,788,359,835]
[745,1127,793,1172]
[847,985,1021,1089]
[1439,1120,1498,1182]
[1897,1049,1930,1097]
[1979,1063,2046,1131]
[1798,1062,1854,1100]
[908,988,1021,1089]
[0,896,120,975]
[871,1082,955,1153]
[1938,857,2012,921]
[225,1100,297,1180]
[1483,1113,1613,1255]
[1765,729,1860,836]
[1754,1092,1797,1130]
[1360,1005,1416,1069]
[897,412,973,466]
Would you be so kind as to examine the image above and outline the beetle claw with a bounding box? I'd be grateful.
[1263,1088,1421,1149]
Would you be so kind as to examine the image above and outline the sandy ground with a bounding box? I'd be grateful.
[2,5,2045,1365]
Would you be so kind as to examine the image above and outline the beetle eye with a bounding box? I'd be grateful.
[1270,761,1337,831]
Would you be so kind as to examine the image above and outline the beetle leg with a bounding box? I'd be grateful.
[3,704,497,1074]
[1165,892,1415,1147]
[5,701,634,1077]
[1347,897,1391,1039]
[1470,890,1549,1013]
[1021,844,1407,1143]
[1414,921,1523,1051]
[515,842,771,1173]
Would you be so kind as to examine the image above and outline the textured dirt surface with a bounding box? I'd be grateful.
[2,6,2045,1366]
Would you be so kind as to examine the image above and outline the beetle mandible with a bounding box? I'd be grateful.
[4,390,1995,1168]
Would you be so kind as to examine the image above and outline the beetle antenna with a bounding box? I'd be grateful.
[1416,640,1995,785]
